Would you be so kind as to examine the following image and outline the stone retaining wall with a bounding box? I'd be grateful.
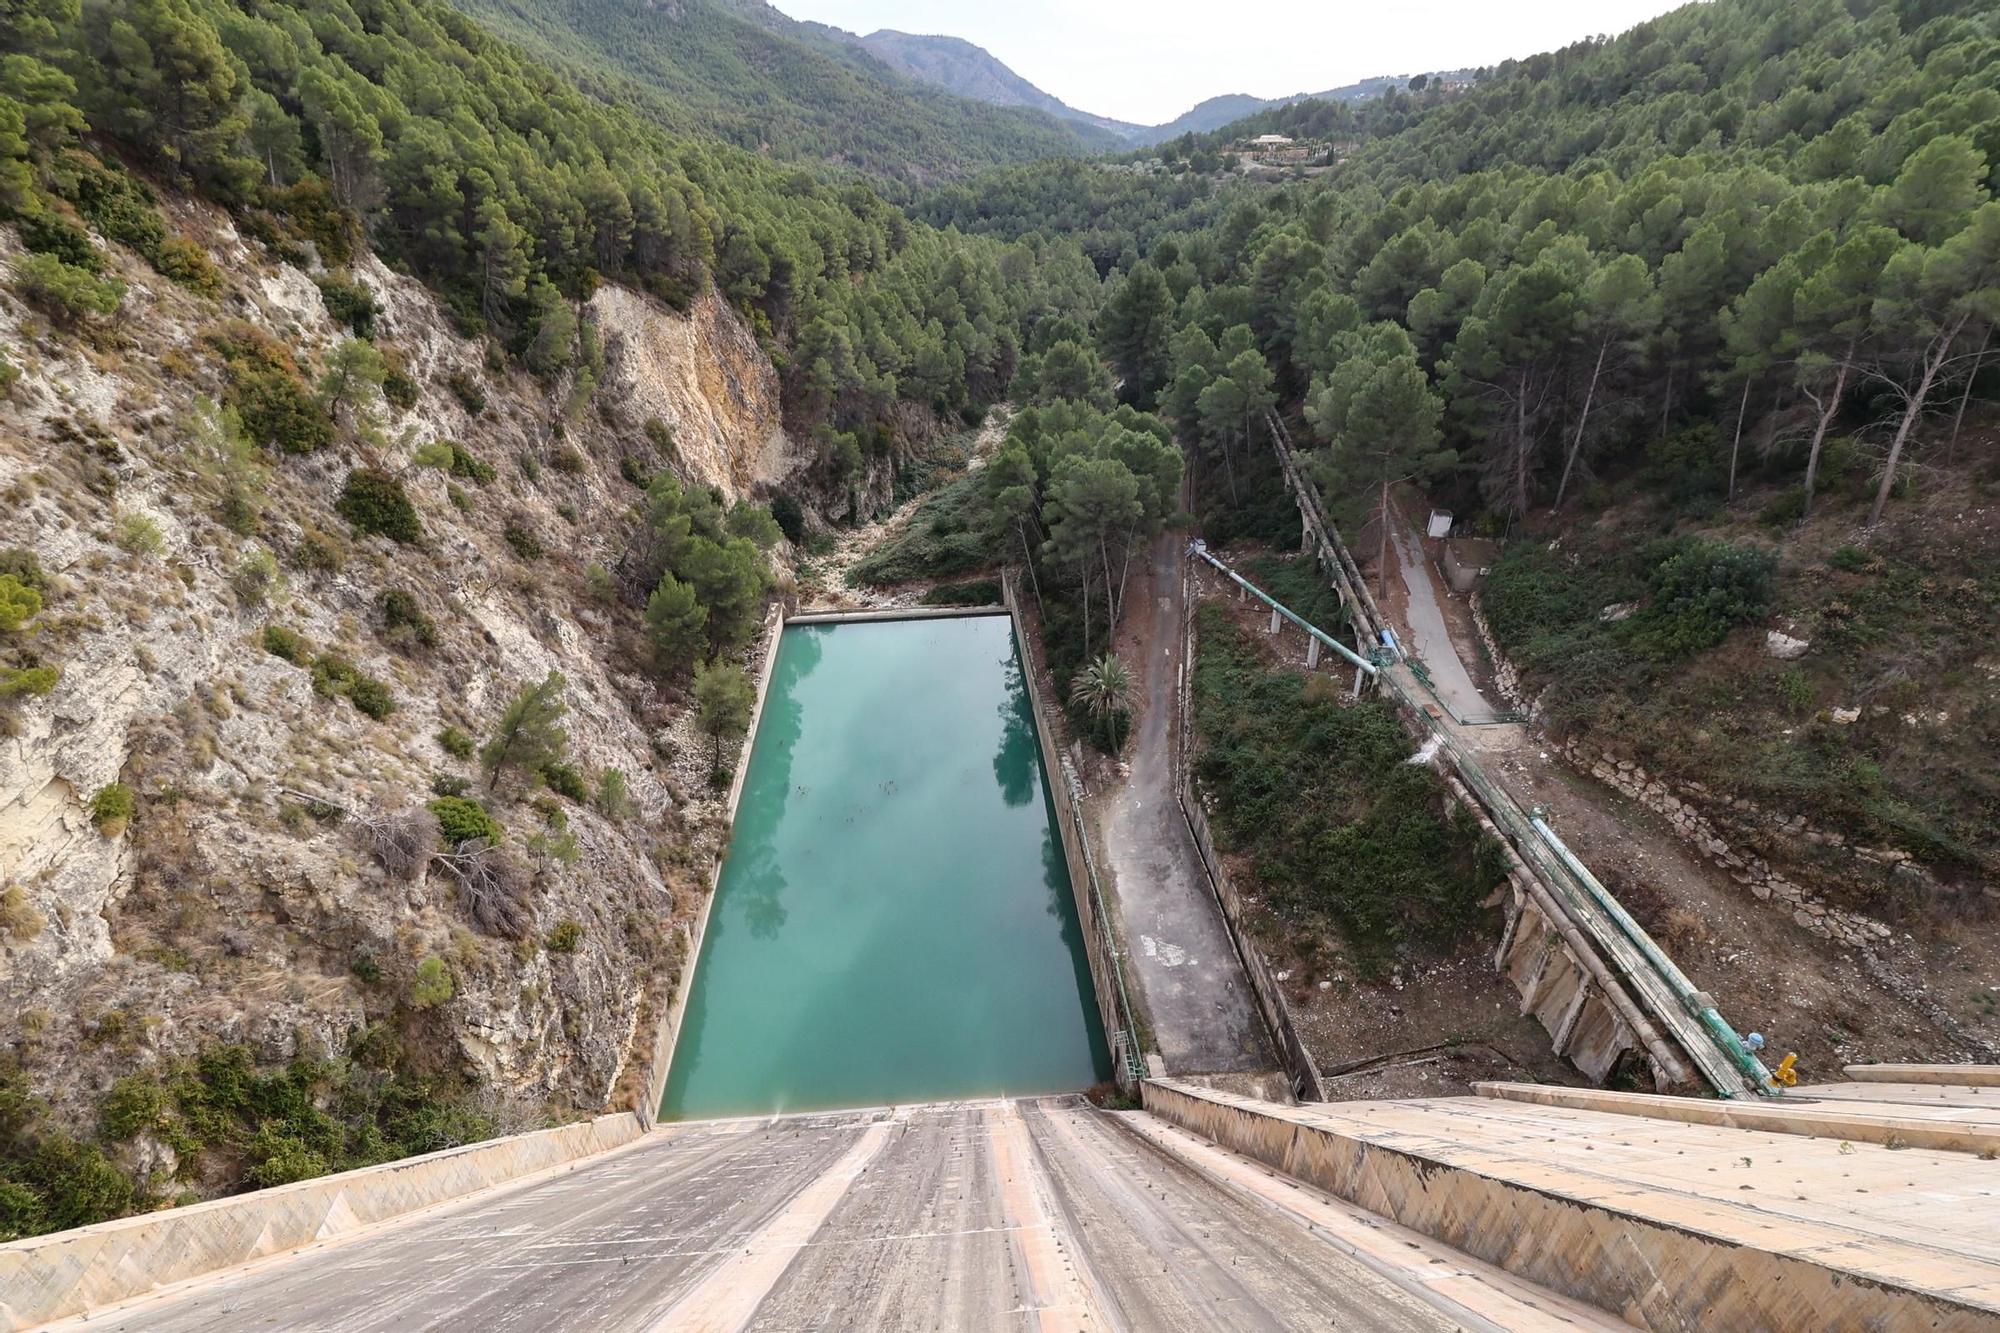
[1468,591,1908,952]
[1567,741,1895,951]
[0,1112,647,1331]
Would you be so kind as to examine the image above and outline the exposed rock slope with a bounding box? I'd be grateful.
[0,197,797,1134]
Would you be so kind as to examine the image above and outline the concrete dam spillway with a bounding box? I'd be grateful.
[660,613,1112,1121]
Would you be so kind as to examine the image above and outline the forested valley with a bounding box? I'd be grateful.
[2,0,1997,1244]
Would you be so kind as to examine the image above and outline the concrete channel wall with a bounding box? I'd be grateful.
[1004,575,1144,1088]
[1174,560,1325,1101]
[638,604,785,1126]
[0,1112,646,1332]
[1138,1078,1996,1333]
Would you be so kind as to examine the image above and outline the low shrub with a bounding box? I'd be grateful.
[261,624,305,662]
[10,253,123,325]
[416,440,494,485]
[309,652,360,698]
[0,885,47,941]
[920,580,1002,607]
[429,796,502,847]
[151,236,221,296]
[502,519,543,561]
[378,588,438,650]
[0,549,47,594]
[231,550,281,608]
[1629,538,1775,660]
[539,761,588,802]
[846,473,990,586]
[291,528,345,575]
[309,652,393,718]
[382,365,419,412]
[408,957,453,1009]
[437,725,476,759]
[1192,607,1498,966]
[336,470,421,544]
[112,512,164,558]
[314,273,378,337]
[19,213,102,272]
[0,575,41,632]
[0,665,60,698]
[545,919,584,953]
[446,370,486,415]
[230,367,333,455]
[89,782,134,836]
[348,676,396,720]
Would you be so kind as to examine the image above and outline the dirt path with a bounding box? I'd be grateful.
[1091,533,1279,1079]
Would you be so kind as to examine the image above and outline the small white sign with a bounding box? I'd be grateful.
[1426,510,1453,539]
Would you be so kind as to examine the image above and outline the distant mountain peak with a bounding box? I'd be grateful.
[820,27,1145,140]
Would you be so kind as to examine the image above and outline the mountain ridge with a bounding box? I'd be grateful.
[792,21,1472,145]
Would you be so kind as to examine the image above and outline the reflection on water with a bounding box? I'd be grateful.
[992,652,1038,809]
[660,615,1109,1122]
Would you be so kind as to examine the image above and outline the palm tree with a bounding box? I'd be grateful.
[1069,652,1133,750]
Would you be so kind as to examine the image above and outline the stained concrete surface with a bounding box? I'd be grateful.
[53,1098,1606,1333]
[1097,532,1278,1079]
[1386,508,1494,722]
[1145,1076,2000,1332]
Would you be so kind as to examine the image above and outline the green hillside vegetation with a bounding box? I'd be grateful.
[443,0,1117,187]
[1,0,1103,496]
[1192,604,1504,969]
[919,0,1998,896]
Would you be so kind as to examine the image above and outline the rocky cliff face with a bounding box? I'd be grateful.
[589,284,797,504]
[0,196,797,1133]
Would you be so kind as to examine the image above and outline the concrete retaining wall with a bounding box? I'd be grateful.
[1138,1078,1999,1333]
[1004,575,1142,1088]
[1175,562,1324,1102]
[638,604,785,1126]
[0,1111,646,1331]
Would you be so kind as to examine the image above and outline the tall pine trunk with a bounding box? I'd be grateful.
[1553,339,1608,510]
[1801,345,1853,520]
[1946,324,1991,464]
[1870,315,1970,528]
[1727,376,1751,501]
[1377,476,1393,598]
[1513,369,1532,522]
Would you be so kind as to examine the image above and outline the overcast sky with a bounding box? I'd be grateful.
[770,0,1689,126]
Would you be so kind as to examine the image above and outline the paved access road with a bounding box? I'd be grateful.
[1097,532,1278,1080]
[56,1099,1576,1333]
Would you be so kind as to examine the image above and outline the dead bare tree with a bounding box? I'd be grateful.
[434,838,534,938]
[351,806,438,881]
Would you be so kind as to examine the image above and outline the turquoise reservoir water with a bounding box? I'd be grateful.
[660,614,1111,1121]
